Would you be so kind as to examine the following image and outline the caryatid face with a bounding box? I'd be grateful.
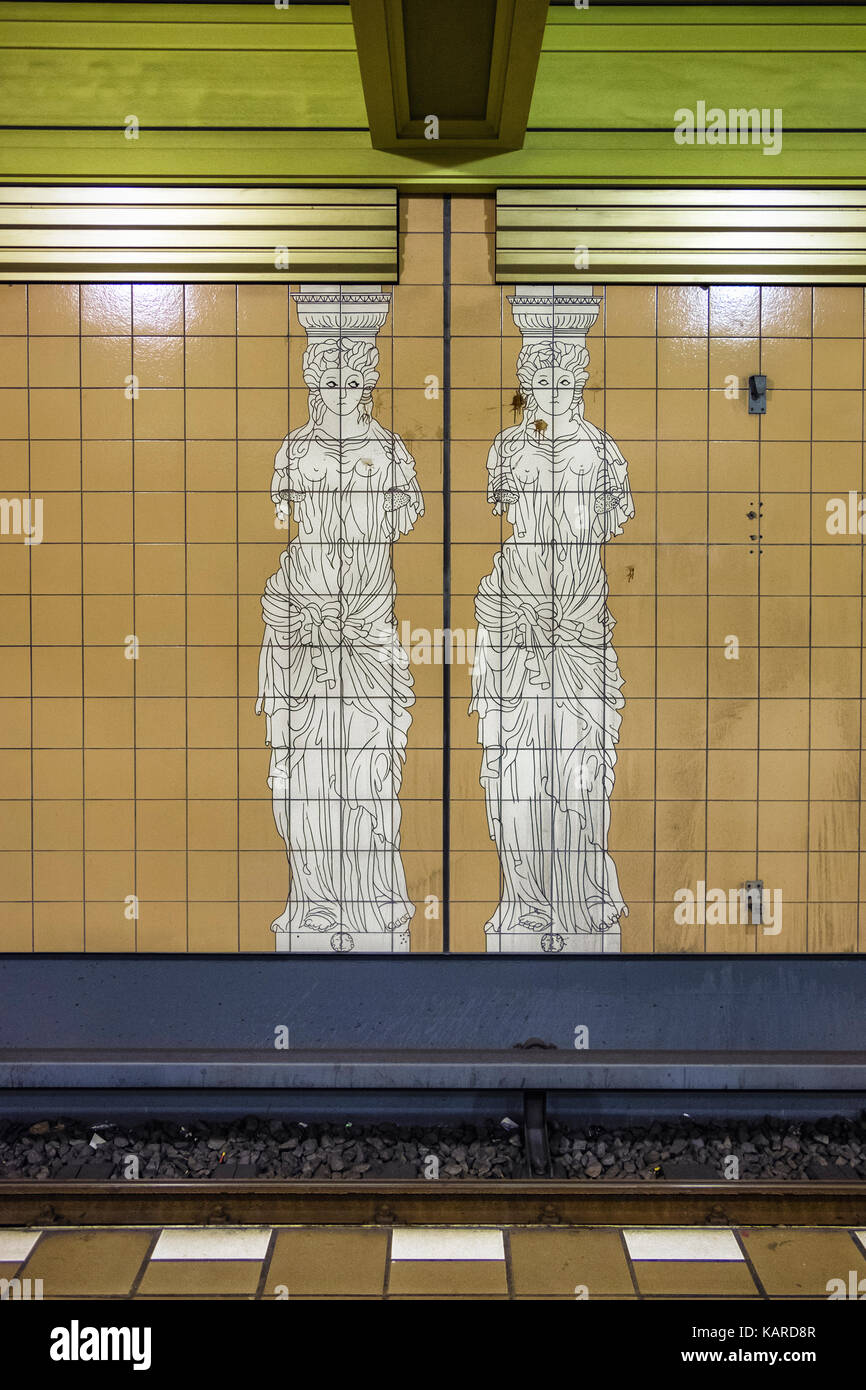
[530,366,577,420]
[319,365,365,417]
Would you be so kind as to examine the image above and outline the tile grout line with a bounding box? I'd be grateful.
[383,1226,393,1299]
[234,287,240,953]
[652,288,659,953]
[756,289,762,956]
[704,291,710,953]
[26,286,34,950]
[442,197,451,953]
[806,294,814,952]
[253,1226,279,1301]
[183,288,190,953]
[130,290,138,952]
[619,1226,643,1300]
[731,1227,769,1301]
[78,289,85,950]
[502,1225,515,1299]
[858,291,865,955]
[127,1228,162,1301]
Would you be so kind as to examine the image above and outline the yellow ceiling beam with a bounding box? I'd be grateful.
[0,185,398,282]
[350,0,548,151]
[497,186,866,284]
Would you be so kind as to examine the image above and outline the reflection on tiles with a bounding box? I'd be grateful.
[0,1228,42,1262]
[150,1227,272,1261]
[390,1228,504,1260]
[624,1228,743,1261]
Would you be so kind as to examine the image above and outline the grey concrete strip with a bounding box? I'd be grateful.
[1,1050,865,1090]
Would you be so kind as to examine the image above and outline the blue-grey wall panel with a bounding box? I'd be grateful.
[1,956,863,1052]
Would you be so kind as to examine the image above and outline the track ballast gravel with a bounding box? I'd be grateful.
[0,1114,864,1181]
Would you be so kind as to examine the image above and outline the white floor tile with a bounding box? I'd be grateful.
[0,1229,42,1262]
[390,1228,504,1261]
[624,1228,743,1262]
[150,1227,272,1261]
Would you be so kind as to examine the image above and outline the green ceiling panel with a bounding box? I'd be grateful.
[1,1,864,188]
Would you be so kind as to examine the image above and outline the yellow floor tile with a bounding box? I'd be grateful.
[513,1293,639,1301]
[388,1294,509,1300]
[634,1261,759,1296]
[740,1229,866,1297]
[19,1230,153,1297]
[264,1229,388,1297]
[137,1260,263,1296]
[388,1261,508,1296]
[133,1294,255,1301]
[643,1294,763,1302]
[509,1230,634,1296]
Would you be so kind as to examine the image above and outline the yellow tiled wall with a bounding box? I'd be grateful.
[1,195,864,953]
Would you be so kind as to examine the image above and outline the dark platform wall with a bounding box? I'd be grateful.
[1,956,863,1052]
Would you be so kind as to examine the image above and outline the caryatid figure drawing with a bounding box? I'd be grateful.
[471,286,634,954]
[257,286,423,953]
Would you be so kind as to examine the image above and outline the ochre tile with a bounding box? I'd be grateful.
[740,1230,866,1297]
[28,285,80,334]
[137,1260,262,1296]
[509,1230,633,1297]
[237,285,288,337]
[264,1230,388,1297]
[634,1261,758,1297]
[605,286,657,337]
[133,285,183,335]
[761,287,812,338]
[709,287,760,337]
[7,222,866,962]
[81,284,132,336]
[20,1230,153,1296]
[813,287,863,338]
[387,1261,507,1296]
[0,285,27,334]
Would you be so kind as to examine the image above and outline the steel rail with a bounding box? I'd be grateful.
[0,1180,862,1228]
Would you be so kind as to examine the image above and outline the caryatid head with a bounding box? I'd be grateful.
[516,340,590,425]
[302,337,379,426]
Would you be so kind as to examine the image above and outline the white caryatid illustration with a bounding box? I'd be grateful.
[257,285,423,953]
[471,285,634,955]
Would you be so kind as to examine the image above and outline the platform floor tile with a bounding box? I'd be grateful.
[633,1261,758,1297]
[2,1224,865,1301]
[0,1230,41,1262]
[509,1230,633,1296]
[388,1261,508,1295]
[624,1228,743,1261]
[263,1229,389,1297]
[138,1260,265,1296]
[738,1229,866,1298]
[16,1229,155,1297]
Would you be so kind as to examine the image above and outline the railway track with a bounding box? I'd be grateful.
[1,1178,863,1228]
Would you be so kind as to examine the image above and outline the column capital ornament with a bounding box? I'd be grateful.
[507,282,601,346]
[292,283,392,340]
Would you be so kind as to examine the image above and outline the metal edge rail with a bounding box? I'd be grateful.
[0,1180,863,1227]
[4,1047,866,1086]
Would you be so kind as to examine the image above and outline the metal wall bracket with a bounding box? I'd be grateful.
[748,374,767,414]
[745,881,764,925]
